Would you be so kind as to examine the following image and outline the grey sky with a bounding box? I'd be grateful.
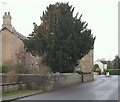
[0,0,118,62]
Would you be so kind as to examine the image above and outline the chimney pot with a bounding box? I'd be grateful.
[8,12,10,15]
[2,12,12,28]
[5,12,7,15]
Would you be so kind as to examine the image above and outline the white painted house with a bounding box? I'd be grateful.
[94,59,107,72]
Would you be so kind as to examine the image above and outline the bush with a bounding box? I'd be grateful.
[94,64,100,72]
[95,68,101,75]
[15,62,25,74]
[0,65,8,73]
[104,69,120,75]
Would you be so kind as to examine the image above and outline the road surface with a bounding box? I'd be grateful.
[17,75,119,100]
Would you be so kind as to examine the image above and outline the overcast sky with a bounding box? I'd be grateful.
[0,0,118,62]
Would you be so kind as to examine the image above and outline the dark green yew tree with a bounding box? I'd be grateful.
[24,2,95,73]
[112,55,120,69]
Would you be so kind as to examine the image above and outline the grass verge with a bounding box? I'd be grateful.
[1,90,44,96]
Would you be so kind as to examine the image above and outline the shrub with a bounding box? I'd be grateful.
[104,69,120,75]
[94,64,100,72]
[15,62,25,74]
[95,68,101,75]
[0,65,8,73]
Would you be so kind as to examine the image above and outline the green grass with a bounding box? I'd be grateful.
[1,90,44,96]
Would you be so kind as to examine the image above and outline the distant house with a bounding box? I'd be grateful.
[94,59,107,72]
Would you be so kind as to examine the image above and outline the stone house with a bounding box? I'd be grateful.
[0,12,94,74]
[0,12,40,73]
[79,50,94,72]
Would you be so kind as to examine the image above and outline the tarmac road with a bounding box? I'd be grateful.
[15,75,119,101]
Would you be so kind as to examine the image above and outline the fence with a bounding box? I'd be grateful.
[1,83,18,93]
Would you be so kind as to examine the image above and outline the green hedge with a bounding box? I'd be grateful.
[76,71,91,75]
[94,68,101,75]
[104,69,120,75]
[82,72,91,74]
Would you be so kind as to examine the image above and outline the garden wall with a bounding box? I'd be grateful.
[1,73,94,93]
[83,74,94,82]
[16,73,82,91]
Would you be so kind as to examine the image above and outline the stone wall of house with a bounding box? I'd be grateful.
[25,53,40,73]
[25,54,52,74]
[1,29,25,67]
[80,50,94,72]
[0,29,41,73]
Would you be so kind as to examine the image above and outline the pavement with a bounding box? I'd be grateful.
[2,75,119,101]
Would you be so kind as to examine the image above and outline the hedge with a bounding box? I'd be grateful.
[104,69,120,75]
[93,68,101,75]
[82,72,91,74]
[76,71,91,75]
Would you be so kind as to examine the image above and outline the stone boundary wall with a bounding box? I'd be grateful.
[17,73,82,91]
[83,74,94,82]
[1,73,94,93]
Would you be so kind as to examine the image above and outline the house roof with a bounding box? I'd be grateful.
[0,26,28,40]
[100,60,107,64]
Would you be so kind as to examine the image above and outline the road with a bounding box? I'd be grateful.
[17,75,119,100]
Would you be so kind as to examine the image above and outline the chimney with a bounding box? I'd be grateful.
[2,12,12,28]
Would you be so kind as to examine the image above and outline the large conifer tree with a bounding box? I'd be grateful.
[24,2,95,73]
